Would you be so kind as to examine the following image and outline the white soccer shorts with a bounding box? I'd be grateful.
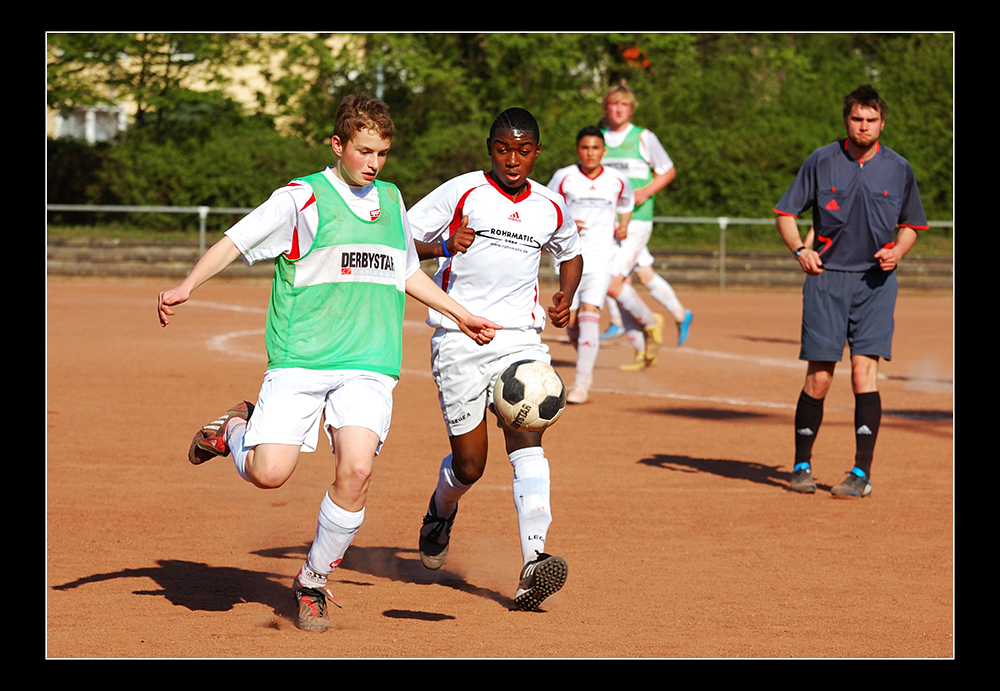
[244,368,396,454]
[430,328,551,437]
[572,271,614,311]
[614,219,655,275]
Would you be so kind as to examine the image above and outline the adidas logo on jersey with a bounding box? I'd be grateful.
[508,211,521,222]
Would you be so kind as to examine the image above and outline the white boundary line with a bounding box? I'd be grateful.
[201,325,804,413]
[194,303,951,420]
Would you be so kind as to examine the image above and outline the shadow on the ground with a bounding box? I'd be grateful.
[637,453,821,491]
[51,559,298,619]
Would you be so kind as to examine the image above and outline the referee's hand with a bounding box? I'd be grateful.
[796,248,824,275]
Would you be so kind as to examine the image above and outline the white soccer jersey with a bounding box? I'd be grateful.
[410,171,582,331]
[547,164,634,276]
[225,167,420,279]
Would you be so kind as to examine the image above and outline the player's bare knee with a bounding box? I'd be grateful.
[248,467,291,489]
[451,455,485,485]
[245,448,298,489]
[339,462,373,489]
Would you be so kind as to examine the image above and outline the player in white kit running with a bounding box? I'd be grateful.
[411,108,583,611]
[547,125,646,403]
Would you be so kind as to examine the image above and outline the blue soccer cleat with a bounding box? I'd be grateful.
[600,323,625,341]
[677,310,693,346]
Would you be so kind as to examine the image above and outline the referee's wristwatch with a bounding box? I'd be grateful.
[792,246,808,259]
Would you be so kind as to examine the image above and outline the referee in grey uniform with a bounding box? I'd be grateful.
[774,84,929,498]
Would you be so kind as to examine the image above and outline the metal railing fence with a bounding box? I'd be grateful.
[46,204,954,290]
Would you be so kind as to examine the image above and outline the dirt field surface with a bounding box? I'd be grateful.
[46,278,953,658]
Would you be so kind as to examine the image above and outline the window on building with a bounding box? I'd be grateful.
[56,105,127,144]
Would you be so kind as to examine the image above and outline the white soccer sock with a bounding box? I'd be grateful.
[574,312,600,387]
[604,297,623,328]
[433,454,471,518]
[620,307,646,352]
[615,283,657,327]
[303,493,365,581]
[645,274,686,323]
[226,419,252,483]
[509,447,552,564]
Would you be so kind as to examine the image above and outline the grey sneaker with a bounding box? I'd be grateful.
[514,552,568,612]
[831,472,872,498]
[789,466,817,494]
[419,493,457,570]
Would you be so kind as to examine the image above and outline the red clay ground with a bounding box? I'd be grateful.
[46,278,953,658]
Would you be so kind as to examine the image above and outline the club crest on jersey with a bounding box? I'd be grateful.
[370,208,381,221]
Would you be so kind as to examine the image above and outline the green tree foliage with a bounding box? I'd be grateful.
[48,32,264,141]
[47,33,330,230]
[48,33,953,235]
[48,93,331,230]
[259,33,951,220]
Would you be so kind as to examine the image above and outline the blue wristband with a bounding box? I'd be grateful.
[441,239,452,258]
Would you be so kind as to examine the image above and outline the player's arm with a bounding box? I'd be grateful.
[874,227,918,272]
[616,211,632,241]
[876,171,925,272]
[547,253,583,329]
[404,269,501,345]
[158,236,243,327]
[777,214,823,275]
[633,132,676,206]
[633,167,675,207]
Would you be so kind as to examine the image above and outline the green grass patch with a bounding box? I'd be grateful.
[47,222,232,245]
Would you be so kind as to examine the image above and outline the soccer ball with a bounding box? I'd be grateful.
[493,360,567,432]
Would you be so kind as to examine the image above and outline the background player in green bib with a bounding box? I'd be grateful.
[158,93,500,632]
[599,83,694,366]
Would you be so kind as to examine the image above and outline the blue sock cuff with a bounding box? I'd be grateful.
[793,462,811,472]
[850,467,867,478]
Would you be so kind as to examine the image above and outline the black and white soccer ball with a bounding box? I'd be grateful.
[492,360,567,432]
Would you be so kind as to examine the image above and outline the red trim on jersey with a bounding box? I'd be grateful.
[284,190,317,260]
[484,171,532,203]
[285,227,301,260]
[815,232,832,255]
[577,163,605,180]
[774,208,797,217]
[898,223,930,231]
[843,140,880,160]
[548,198,564,231]
[439,187,478,292]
